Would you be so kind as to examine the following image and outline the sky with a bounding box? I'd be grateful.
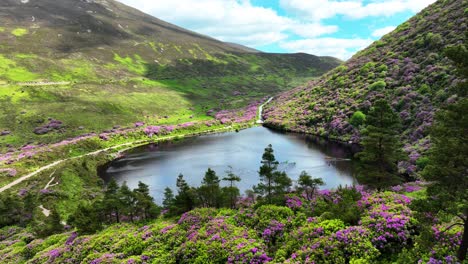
[118,0,437,60]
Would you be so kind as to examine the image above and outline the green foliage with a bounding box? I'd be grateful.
[162,187,175,210]
[349,111,366,127]
[68,203,103,234]
[356,100,405,190]
[297,171,324,201]
[254,144,292,204]
[254,204,294,229]
[425,32,443,48]
[222,167,241,208]
[0,192,34,228]
[368,80,387,91]
[415,157,429,169]
[417,84,431,94]
[421,39,468,261]
[32,207,63,238]
[173,174,197,215]
[197,168,222,208]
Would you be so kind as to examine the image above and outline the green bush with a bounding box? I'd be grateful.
[368,80,387,91]
[350,111,366,127]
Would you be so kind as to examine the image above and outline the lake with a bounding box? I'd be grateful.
[101,126,357,202]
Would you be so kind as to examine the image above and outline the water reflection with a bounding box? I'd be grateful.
[101,127,357,202]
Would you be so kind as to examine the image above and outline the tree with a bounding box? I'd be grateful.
[254,144,292,204]
[198,168,222,208]
[355,100,405,190]
[32,207,63,237]
[419,39,468,261]
[273,171,292,197]
[134,181,159,220]
[162,187,175,210]
[103,178,121,223]
[222,166,241,208]
[68,203,103,234]
[0,193,24,228]
[174,174,196,214]
[119,182,136,222]
[297,171,324,201]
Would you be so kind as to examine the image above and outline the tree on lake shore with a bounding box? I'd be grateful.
[355,99,405,190]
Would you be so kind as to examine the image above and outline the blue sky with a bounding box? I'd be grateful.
[118,0,436,60]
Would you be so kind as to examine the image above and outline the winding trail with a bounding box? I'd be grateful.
[0,126,233,193]
[256,97,273,124]
[0,96,273,193]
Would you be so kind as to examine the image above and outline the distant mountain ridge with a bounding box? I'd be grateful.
[263,0,467,174]
[0,0,340,148]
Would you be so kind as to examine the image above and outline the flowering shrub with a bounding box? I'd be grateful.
[176,216,270,263]
[286,226,380,264]
[359,192,418,255]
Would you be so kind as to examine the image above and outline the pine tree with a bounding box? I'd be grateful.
[355,100,405,190]
[254,144,292,204]
[33,207,63,237]
[198,168,221,208]
[134,181,158,220]
[0,193,27,227]
[254,144,279,203]
[119,182,136,222]
[174,174,195,214]
[162,187,175,210]
[222,166,241,208]
[68,203,103,234]
[420,38,468,261]
[103,178,121,223]
[297,171,324,201]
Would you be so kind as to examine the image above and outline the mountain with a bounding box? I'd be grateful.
[263,0,467,174]
[0,0,340,148]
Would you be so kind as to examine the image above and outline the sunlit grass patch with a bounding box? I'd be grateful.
[11,28,28,37]
[114,53,147,75]
[0,55,37,82]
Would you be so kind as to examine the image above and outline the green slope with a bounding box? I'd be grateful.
[0,0,341,149]
[264,0,467,174]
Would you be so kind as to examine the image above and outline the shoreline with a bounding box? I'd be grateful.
[0,123,255,193]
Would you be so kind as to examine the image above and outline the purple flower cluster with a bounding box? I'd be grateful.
[285,196,303,210]
[0,168,17,177]
[33,119,63,135]
[144,125,175,137]
[214,101,262,124]
[359,192,417,252]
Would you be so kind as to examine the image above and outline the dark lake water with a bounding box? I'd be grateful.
[101,126,357,202]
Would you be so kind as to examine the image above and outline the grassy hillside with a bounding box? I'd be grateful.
[263,0,467,175]
[0,0,340,150]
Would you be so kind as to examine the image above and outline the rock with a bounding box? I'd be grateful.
[0,131,11,136]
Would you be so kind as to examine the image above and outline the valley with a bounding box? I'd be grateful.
[0,0,466,263]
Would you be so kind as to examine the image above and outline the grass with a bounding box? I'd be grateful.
[0,55,37,82]
[11,28,28,37]
[114,54,147,75]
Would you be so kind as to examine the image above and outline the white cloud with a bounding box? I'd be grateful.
[289,23,339,38]
[116,0,435,59]
[371,26,397,37]
[118,0,293,46]
[280,38,374,60]
[279,0,437,21]
[117,0,337,47]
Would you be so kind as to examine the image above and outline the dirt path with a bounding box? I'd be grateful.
[0,126,233,193]
[256,97,273,124]
[16,81,71,86]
